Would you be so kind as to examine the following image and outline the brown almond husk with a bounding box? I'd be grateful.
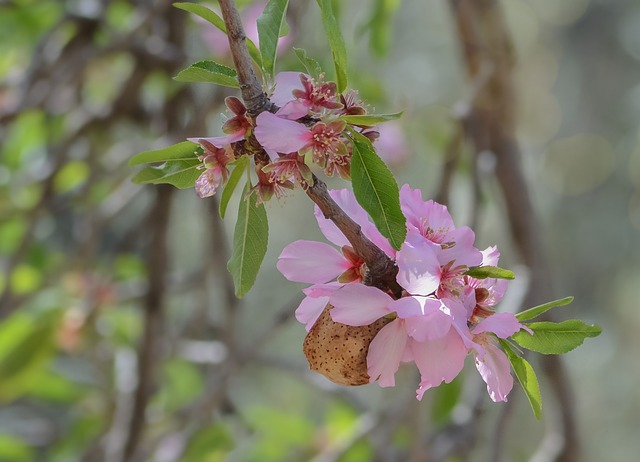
[303,304,392,386]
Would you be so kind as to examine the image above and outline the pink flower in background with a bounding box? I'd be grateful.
[372,122,411,167]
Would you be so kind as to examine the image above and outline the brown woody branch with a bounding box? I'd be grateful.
[217,0,399,293]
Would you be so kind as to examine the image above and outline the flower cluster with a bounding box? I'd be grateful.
[188,72,388,202]
[278,185,531,402]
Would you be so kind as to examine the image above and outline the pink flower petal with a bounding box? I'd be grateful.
[481,246,501,266]
[313,189,367,247]
[472,312,530,338]
[329,284,392,326]
[254,112,310,153]
[396,232,441,296]
[390,297,451,341]
[296,293,330,332]
[475,343,514,402]
[412,329,468,400]
[276,100,310,120]
[367,319,407,387]
[277,240,350,284]
[195,168,223,198]
[438,226,482,267]
[270,71,307,106]
[188,132,245,148]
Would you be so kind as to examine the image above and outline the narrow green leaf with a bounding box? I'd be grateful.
[500,339,542,420]
[257,0,289,78]
[227,183,269,297]
[516,296,574,322]
[293,47,323,79]
[129,141,199,166]
[316,0,348,92]
[512,320,602,355]
[174,2,263,67]
[132,159,201,189]
[465,265,515,280]
[174,60,239,88]
[349,131,406,250]
[219,155,249,219]
[340,112,403,127]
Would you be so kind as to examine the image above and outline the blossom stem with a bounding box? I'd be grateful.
[218,0,400,294]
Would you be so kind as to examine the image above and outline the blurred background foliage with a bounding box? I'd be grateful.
[0,0,637,461]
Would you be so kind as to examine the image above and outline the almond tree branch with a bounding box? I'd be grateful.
[217,0,399,293]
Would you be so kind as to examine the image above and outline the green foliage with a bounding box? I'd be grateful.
[340,112,403,127]
[129,141,200,166]
[512,320,602,355]
[219,155,249,219]
[9,264,41,295]
[53,160,90,193]
[364,0,401,57]
[227,182,269,297]
[500,339,542,420]
[0,434,34,462]
[431,374,463,426]
[174,60,240,88]
[174,2,263,68]
[157,360,204,412]
[293,47,323,79]
[132,159,201,189]
[465,265,515,280]
[348,131,406,250]
[516,296,574,322]
[183,423,234,462]
[316,0,348,92]
[0,309,60,402]
[257,0,289,78]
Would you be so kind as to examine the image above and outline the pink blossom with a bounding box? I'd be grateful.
[400,185,482,268]
[470,313,531,402]
[254,112,311,154]
[191,139,232,198]
[188,97,250,148]
[372,122,411,167]
[466,246,509,320]
[295,283,341,331]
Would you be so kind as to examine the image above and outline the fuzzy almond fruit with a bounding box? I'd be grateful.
[303,304,392,386]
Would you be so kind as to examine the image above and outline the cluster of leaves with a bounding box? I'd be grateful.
[130,0,406,297]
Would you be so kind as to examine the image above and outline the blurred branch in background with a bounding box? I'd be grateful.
[448,1,579,461]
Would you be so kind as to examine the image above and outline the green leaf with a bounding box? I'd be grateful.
[227,182,269,297]
[516,296,574,322]
[219,155,249,218]
[132,159,201,189]
[500,339,542,420]
[257,0,289,78]
[512,320,602,355]
[431,375,463,426]
[316,0,348,92]
[349,131,406,250]
[340,112,403,127]
[465,265,515,280]
[293,47,323,79]
[174,2,263,67]
[174,60,239,88]
[129,141,199,166]
[183,423,234,462]
[0,434,34,462]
